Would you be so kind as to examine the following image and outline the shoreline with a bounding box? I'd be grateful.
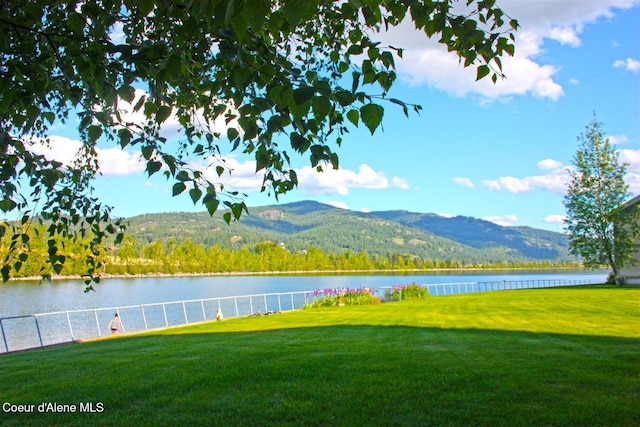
[7,266,590,283]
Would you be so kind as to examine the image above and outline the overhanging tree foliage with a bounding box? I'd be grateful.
[563,116,640,285]
[1,0,518,287]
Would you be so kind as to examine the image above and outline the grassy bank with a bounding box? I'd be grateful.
[1,285,638,426]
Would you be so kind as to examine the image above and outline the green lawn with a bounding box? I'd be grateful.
[1,285,639,426]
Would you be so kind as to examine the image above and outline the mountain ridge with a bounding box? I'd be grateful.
[124,200,572,263]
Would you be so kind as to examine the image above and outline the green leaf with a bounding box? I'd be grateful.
[189,187,202,204]
[291,133,310,153]
[476,65,490,81]
[87,125,103,142]
[146,160,162,176]
[176,170,190,182]
[231,202,246,220]
[281,0,321,27]
[117,85,136,103]
[203,195,220,216]
[0,199,17,212]
[293,86,315,105]
[172,182,187,196]
[52,262,63,274]
[335,91,356,107]
[141,145,154,160]
[118,128,132,148]
[228,127,239,142]
[230,14,248,43]
[346,109,359,126]
[255,147,270,172]
[144,101,158,117]
[138,0,154,15]
[1,265,10,282]
[156,105,173,124]
[133,95,146,112]
[359,103,384,134]
[311,96,331,121]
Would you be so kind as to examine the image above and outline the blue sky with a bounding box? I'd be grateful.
[29,1,640,232]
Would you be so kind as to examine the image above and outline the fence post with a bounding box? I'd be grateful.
[201,300,206,321]
[117,309,126,333]
[290,293,294,310]
[0,317,9,353]
[249,297,254,315]
[141,305,148,330]
[162,303,168,327]
[66,311,74,341]
[234,297,239,318]
[34,316,44,348]
[278,294,282,312]
[182,302,188,324]
[94,310,102,336]
[0,319,8,352]
[264,295,268,313]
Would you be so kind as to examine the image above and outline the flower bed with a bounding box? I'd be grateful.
[305,287,381,308]
[387,283,429,301]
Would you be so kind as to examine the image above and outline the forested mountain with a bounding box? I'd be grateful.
[371,210,569,260]
[124,201,572,263]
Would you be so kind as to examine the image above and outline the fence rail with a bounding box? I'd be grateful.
[0,278,594,354]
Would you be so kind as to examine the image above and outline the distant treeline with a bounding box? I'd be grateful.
[1,225,579,278]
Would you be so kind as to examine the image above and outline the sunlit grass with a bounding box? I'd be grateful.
[1,285,638,426]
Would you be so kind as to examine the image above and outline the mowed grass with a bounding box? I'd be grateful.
[1,285,639,426]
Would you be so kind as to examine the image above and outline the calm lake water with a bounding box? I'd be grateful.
[0,270,608,318]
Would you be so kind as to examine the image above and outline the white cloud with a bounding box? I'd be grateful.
[376,0,638,100]
[197,158,410,196]
[544,214,566,225]
[626,172,640,195]
[97,147,145,176]
[295,163,409,196]
[452,177,474,188]
[537,159,564,171]
[200,157,263,192]
[25,135,82,165]
[620,148,640,194]
[549,26,582,47]
[609,134,630,145]
[25,135,145,176]
[620,148,640,167]
[482,173,568,194]
[482,159,568,194]
[483,215,519,227]
[116,89,238,140]
[613,57,640,72]
[481,148,640,196]
[326,201,349,210]
[391,176,410,189]
[30,133,411,197]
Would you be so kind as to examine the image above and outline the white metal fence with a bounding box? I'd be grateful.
[0,278,594,353]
